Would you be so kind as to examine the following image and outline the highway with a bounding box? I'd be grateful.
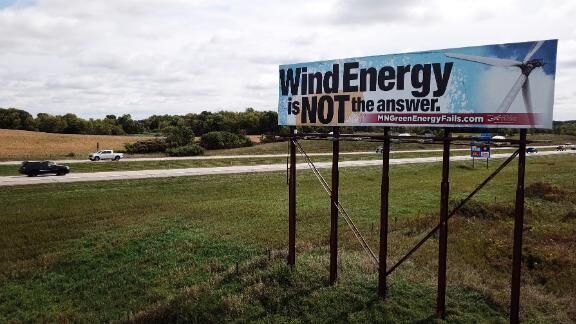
[0,146,556,166]
[0,149,572,187]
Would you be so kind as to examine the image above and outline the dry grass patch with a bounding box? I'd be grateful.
[0,129,153,160]
[525,182,569,202]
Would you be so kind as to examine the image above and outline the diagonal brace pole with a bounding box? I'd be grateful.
[386,149,520,276]
[293,139,379,265]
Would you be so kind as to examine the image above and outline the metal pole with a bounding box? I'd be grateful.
[437,127,451,319]
[386,150,519,277]
[286,140,289,185]
[330,127,340,284]
[378,126,391,298]
[288,126,297,267]
[510,129,527,324]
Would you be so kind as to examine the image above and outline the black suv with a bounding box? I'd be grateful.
[19,161,70,177]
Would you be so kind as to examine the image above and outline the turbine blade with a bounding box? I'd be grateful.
[522,77,536,126]
[497,74,527,113]
[445,53,521,67]
[523,41,544,62]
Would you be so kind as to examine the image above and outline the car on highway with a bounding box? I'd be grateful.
[556,145,567,151]
[19,161,70,177]
[563,143,576,150]
[526,147,538,153]
[89,150,123,161]
[375,146,393,153]
[417,133,435,144]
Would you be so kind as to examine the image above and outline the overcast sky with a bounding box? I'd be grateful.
[0,0,574,120]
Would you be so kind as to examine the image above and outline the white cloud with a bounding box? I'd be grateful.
[0,0,574,120]
[328,0,428,25]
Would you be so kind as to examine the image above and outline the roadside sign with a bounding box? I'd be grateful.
[471,143,490,158]
[278,40,557,128]
[480,133,492,140]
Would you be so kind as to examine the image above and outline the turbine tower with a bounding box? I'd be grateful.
[445,41,545,127]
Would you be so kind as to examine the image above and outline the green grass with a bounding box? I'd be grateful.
[130,250,505,323]
[1,154,575,322]
[204,133,572,156]
[0,224,255,322]
[204,139,398,155]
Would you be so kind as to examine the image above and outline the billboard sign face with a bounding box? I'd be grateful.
[278,40,557,129]
[471,143,490,158]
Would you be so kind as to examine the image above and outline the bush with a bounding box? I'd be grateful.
[525,182,567,201]
[163,126,194,148]
[200,131,253,150]
[166,144,204,157]
[563,209,576,221]
[449,199,512,220]
[125,138,167,154]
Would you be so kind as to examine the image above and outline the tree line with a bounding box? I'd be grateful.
[0,107,282,136]
[1,107,576,136]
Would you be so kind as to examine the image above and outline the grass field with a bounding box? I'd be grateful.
[0,129,153,161]
[3,129,573,161]
[203,133,576,156]
[1,154,575,322]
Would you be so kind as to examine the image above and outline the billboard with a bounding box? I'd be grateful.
[278,40,557,129]
[471,143,490,159]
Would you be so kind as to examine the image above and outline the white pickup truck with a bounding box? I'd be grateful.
[89,150,124,161]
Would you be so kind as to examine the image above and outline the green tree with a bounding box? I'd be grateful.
[0,108,36,130]
[200,131,252,149]
[162,126,195,148]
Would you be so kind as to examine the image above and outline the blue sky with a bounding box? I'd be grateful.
[0,0,16,9]
[0,0,34,9]
[0,0,574,120]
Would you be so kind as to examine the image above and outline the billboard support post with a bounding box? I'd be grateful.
[510,129,527,323]
[378,127,391,298]
[288,126,296,267]
[280,39,557,320]
[330,127,340,284]
[437,128,451,319]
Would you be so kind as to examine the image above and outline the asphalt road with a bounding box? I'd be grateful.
[0,150,572,187]
[0,146,554,166]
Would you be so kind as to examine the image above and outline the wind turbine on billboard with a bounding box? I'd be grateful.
[446,41,545,127]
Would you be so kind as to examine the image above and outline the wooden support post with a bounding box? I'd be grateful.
[288,126,296,267]
[378,127,391,298]
[510,129,527,324]
[329,127,340,284]
[437,128,451,319]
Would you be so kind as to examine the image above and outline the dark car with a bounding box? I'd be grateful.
[526,147,538,153]
[19,161,70,177]
[376,146,392,153]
